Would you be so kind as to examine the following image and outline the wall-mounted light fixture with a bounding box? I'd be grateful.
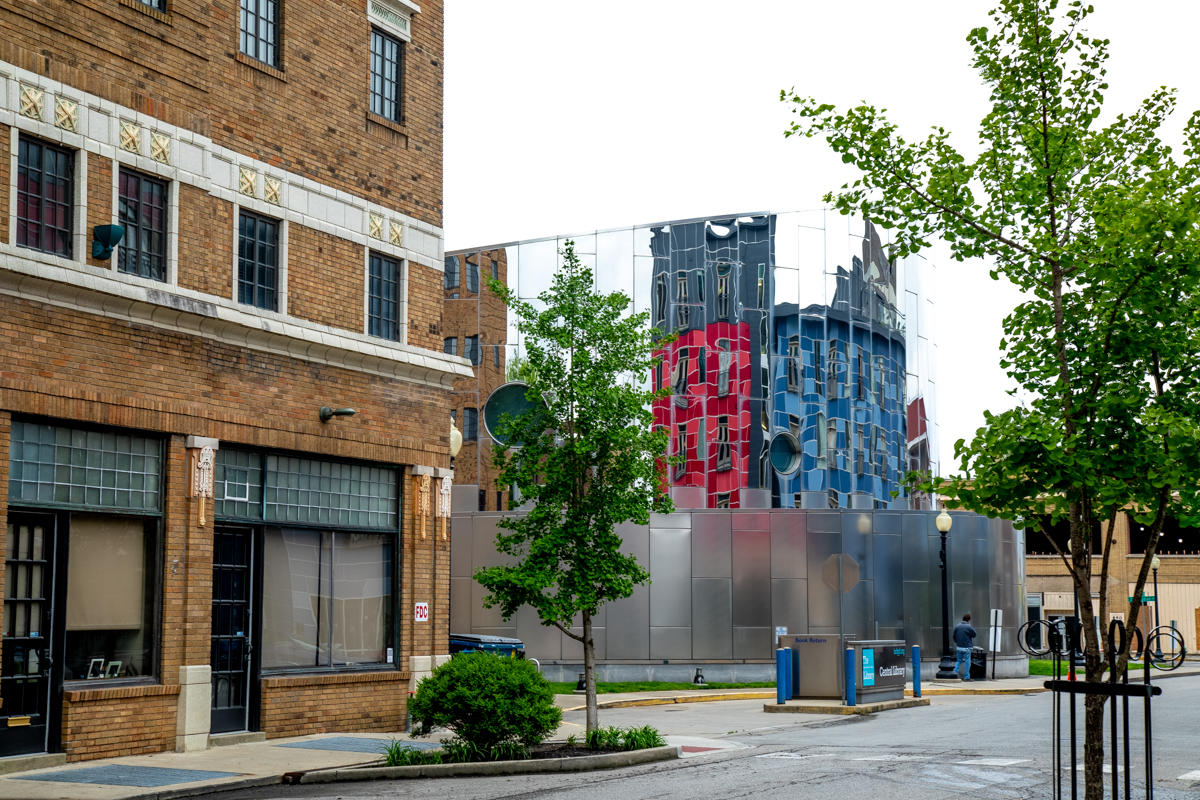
[319,406,357,423]
[92,224,125,260]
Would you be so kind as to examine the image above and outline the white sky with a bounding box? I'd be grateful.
[443,1,1199,474]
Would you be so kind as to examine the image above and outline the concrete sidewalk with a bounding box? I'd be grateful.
[0,663,1195,800]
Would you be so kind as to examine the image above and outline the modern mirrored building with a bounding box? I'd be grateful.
[445,210,940,512]
[445,212,1025,679]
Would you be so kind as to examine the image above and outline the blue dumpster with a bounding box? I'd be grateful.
[448,633,526,658]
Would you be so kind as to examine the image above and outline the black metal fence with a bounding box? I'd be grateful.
[1018,618,1187,799]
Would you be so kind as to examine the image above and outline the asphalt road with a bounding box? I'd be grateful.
[218,675,1200,800]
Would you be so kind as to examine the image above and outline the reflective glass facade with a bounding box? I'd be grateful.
[446,210,939,510]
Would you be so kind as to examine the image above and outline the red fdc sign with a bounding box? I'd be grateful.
[414,602,429,622]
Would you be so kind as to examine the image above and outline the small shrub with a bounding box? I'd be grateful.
[409,652,562,753]
[565,733,579,747]
[587,725,666,751]
[586,726,624,750]
[621,725,666,750]
[383,741,443,767]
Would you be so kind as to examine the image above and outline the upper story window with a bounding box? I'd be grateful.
[135,0,167,9]
[463,408,478,441]
[17,135,74,258]
[443,337,458,356]
[465,335,480,365]
[490,259,499,281]
[240,0,280,68]
[466,260,479,293]
[370,28,403,122]
[118,168,168,281]
[444,256,459,289]
[237,210,280,311]
[368,251,402,341]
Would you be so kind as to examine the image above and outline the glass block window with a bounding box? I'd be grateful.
[264,456,398,530]
[443,337,458,355]
[17,135,74,258]
[8,421,161,512]
[240,0,280,68]
[370,28,403,122]
[466,260,479,293]
[214,448,264,520]
[238,211,279,311]
[444,256,459,289]
[491,259,499,281]
[368,251,401,341]
[463,408,478,441]
[465,335,479,365]
[118,168,168,281]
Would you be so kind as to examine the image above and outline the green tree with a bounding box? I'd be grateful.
[475,240,674,734]
[783,1,1200,797]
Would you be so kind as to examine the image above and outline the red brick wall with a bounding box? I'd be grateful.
[0,123,8,243]
[288,226,364,330]
[176,185,235,298]
[61,685,180,761]
[259,671,411,738]
[0,1,443,228]
[0,295,450,463]
[85,154,114,271]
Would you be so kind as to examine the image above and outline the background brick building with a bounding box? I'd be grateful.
[0,0,464,762]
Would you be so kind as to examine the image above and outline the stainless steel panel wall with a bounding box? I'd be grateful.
[453,506,1026,664]
[733,627,772,659]
[649,527,692,627]
[450,515,473,577]
[517,603,562,660]
[450,576,472,632]
[772,578,808,635]
[732,530,771,627]
[806,531,842,630]
[691,513,731,578]
[608,521,651,659]
[692,577,732,659]
[650,627,692,660]
[770,511,806,579]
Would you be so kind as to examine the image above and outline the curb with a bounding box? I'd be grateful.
[763,697,929,715]
[561,691,774,712]
[295,745,681,783]
[907,687,1047,695]
[125,775,284,800]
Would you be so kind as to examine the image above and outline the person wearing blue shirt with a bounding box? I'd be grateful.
[953,613,977,681]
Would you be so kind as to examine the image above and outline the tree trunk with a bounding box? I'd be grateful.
[1083,692,1107,800]
[583,611,598,734]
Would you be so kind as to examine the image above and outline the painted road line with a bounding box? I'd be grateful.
[957,758,1032,766]
[756,752,839,760]
[1177,770,1200,781]
[1063,764,1112,773]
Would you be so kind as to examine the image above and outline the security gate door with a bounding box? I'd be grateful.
[1,514,58,756]
[211,527,254,733]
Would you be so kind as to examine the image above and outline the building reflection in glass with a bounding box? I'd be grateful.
[445,211,938,511]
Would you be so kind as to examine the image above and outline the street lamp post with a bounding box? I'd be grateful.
[1151,555,1163,661]
[1067,539,1081,667]
[935,510,958,679]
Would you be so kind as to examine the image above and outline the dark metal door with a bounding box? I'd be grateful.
[1,513,57,756]
[210,527,253,733]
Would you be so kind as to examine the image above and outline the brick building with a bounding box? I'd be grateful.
[441,249,508,511]
[1025,514,1200,654]
[0,0,465,763]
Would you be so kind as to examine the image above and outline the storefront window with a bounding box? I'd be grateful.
[64,514,156,680]
[261,529,392,669]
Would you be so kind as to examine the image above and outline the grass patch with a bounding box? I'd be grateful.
[548,680,775,694]
[1028,659,1086,676]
